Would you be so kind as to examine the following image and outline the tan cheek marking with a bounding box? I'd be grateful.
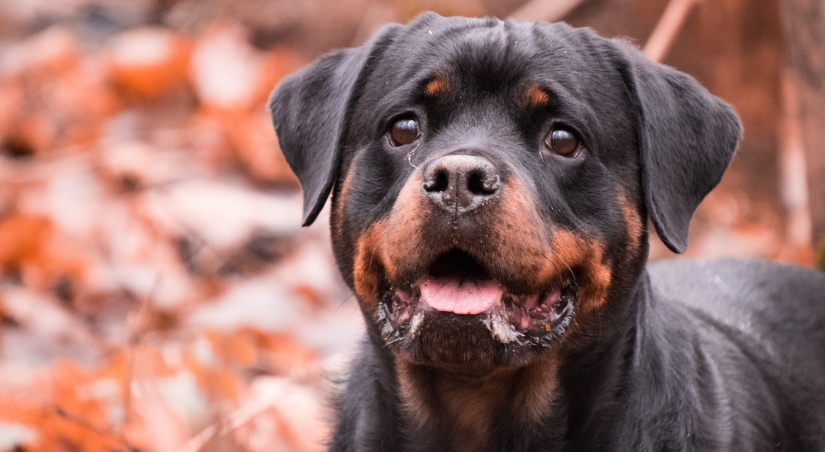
[489,180,558,284]
[617,192,643,253]
[488,180,613,300]
[352,221,387,312]
[352,173,429,311]
[331,163,356,245]
[550,229,612,320]
[382,173,431,274]
[424,77,448,97]
[526,85,550,108]
[457,178,612,318]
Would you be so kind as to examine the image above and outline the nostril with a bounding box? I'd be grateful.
[467,171,485,195]
[424,168,450,192]
[467,169,500,195]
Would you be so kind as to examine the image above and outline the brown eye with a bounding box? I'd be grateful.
[544,127,581,157]
[388,118,420,146]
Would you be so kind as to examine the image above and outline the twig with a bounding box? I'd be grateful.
[122,274,161,433]
[177,380,308,452]
[56,406,139,451]
[174,381,290,452]
[643,0,699,62]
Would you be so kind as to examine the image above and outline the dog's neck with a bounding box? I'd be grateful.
[396,358,560,452]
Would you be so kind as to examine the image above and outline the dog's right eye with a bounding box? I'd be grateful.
[388,118,420,146]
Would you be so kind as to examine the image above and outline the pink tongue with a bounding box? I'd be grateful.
[420,277,501,315]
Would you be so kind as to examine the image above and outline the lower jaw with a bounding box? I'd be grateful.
[375,286,576,354]
[379,307,574,370]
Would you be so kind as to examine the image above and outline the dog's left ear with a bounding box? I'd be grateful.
[269,25,401,226]
[620,46,742,253]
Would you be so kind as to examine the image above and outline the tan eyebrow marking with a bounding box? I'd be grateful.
[526,85,550,107]
[423,76,449,97]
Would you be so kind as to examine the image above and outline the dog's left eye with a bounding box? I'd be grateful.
[544,127,582,157]
[388,118,420,146]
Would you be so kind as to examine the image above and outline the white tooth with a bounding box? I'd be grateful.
[495,287,505,306]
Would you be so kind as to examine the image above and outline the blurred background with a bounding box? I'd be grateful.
[0,0,822,450]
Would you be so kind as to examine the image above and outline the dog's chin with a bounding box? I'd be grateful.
[392,312,505,373]
[372,249,577,371]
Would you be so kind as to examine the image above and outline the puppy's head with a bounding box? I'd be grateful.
[270,14,741,373]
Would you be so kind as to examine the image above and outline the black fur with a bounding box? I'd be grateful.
[269,13,825,452]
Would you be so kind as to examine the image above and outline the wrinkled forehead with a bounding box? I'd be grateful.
[355,17,624,123]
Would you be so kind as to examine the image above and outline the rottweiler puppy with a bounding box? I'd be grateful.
[269,13,825,452]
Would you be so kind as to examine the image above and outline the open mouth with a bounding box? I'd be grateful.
[382,249,576,343]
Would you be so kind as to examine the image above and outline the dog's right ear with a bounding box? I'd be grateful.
[269,26,400,226]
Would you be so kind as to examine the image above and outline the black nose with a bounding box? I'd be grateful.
[422,154,500,214]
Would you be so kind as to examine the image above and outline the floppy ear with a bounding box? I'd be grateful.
[621,47,742,253]
[269,26,399,226]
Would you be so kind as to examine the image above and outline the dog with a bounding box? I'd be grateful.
[269,13,825,452]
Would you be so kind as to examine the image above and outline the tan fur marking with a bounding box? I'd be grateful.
[364,174,612,440]
[488,179,558,286]
[424,77,448,97]
[361,174,613,322]
[438,372,507,451]
[351,173,431,313]
[398,364,500,451]
[352,221,387,311]
[381,172,431,277]
[515,357,560,424]
[331,162,356,245]
[549,229,612,320]
[397,360,430,428]
[397,357,560,450]
[483,179,613,318]
[617,192,643,253]
[526,85,550,107]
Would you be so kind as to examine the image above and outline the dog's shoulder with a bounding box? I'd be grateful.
[648,258,825,323]
[641,260,825,447]
[648,258,825,387]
